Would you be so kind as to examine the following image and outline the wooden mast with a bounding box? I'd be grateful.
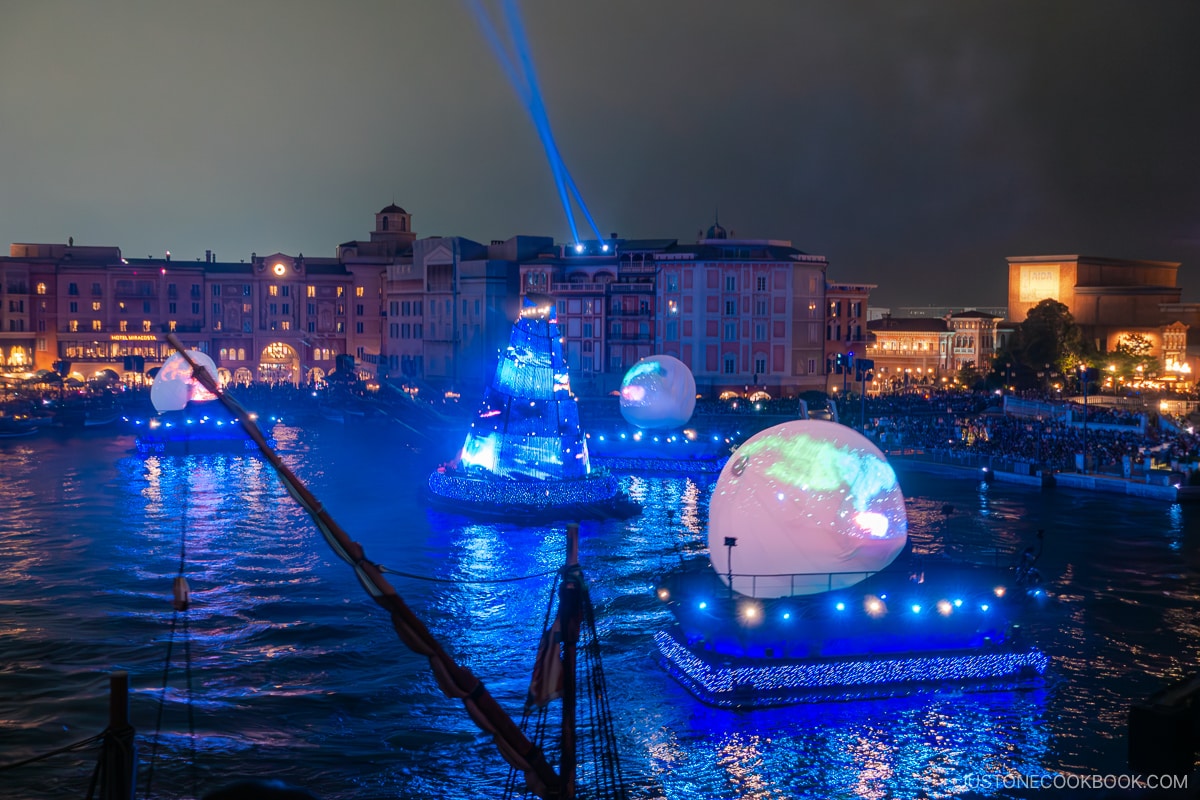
[559,522,581,800]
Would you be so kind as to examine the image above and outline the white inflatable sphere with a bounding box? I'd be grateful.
[618,355,696,430]
[151,350,220,412]
[708,419,907,597]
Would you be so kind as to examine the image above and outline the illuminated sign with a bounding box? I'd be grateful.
[111,334,158,341]
[1018,264,1060,303]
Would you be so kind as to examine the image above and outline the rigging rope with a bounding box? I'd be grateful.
[0,733,104,771]
[165,335,563,800]
[378,565,559,584]
[144,476,199,800]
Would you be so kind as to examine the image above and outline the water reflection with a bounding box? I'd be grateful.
[2,434,1199,799]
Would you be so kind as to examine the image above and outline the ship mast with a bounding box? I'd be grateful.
[165,335,563,798]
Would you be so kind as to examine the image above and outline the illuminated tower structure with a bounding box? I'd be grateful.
[427,294,638,519]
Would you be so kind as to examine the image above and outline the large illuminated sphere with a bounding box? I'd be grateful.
[618,355,696,429]
[708,419,907,597]
[151,351,219,412]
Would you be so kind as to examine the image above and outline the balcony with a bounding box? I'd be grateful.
[608,283,653,294]
[551,283,606,293]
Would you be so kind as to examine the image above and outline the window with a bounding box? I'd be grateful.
[755,323,766,340]
[756,276,767,292]
[356,286,364,297]
[91,283,101,295]
[215,320,223,331]
[413,324,422,338]
[725,275,736,292]
[307,322,315,333]
[583,340,593,353]
[724,355,736,374]
[213,303,220,316]
[142,320,151,332]
[269,285,278,297]
[282,304,289,315]
[337,287,344,298]
[307,303,316,316]
[666,320,678,340]
[356,322,364,334]
[168,321,177,332]
[282,286,290,297]
[583,322,593,338]
[337,305,345,316]
[725,300,736,316]
[143,301,150,313]
[723,322,737,341]
[119,320,128,332]
[755,299,768,316]
[69,320,79,331]
[754,356,766,375]
[829,300,840,317]
[36,338,46,351]
[243,285,251,296]
[282,321,291,331]
[390,323,399,338]
[336,322,344,333]
[191,303,199,315]
[213,285,221,297]
[92,301,101,311]
[169,302,177,314]
[91,320,102,331]
[269,303,277,315]
[36,282,46,295]
[68,283,78,295]
[356,304,364,316]
[69,301,78,313]
[666,274,679,292]
[474,299,481,315]
[190,284,201,298]
[307,285,315,298]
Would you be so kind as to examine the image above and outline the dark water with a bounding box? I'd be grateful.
[1,423,1198,799]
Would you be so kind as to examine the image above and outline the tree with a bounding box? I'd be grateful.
[996,300,1090,388]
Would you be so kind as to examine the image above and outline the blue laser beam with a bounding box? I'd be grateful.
[468,0,604,244]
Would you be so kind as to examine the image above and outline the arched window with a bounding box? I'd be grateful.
[238,348,245,361]
[381,217,389,231]
[400,217,407,232]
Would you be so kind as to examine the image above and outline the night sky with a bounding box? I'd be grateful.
[3,1,1199,308]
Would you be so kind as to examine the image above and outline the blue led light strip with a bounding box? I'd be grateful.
[654,630,1049,704]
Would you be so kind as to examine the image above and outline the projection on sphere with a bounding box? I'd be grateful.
[618,355,697,430]
[150,351,219,413]
[708,419,908,597]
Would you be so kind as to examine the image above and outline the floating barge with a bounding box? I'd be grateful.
[654,554,1050,708]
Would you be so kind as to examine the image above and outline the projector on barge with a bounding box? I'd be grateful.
[653,418,1049,707]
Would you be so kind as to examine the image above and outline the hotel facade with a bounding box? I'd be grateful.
[0,207,862,399]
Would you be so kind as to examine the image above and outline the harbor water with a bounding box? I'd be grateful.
[1,422,1198,799]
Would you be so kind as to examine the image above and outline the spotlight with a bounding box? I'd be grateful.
[601,243,609,252]
[937,600,953,616]
[698,601,708,610]
[865,597,886,617]
[782,611,792,620]
[911,604,922,614]
[575,243,584,253]
[953,598,963,607]
[835,602,846,612]
[656,587,670,601]
[994,586,1006,598]
[980,603,990,612]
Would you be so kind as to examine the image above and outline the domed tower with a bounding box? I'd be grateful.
[700,211,730,241]
[371,203,416,245]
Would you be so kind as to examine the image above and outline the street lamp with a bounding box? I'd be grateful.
[1079,364,1089,474]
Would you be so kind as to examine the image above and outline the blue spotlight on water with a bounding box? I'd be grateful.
[575,243,584,253]
[698,601,708,610]
[835,602,846,612]
[601,243,609,252]
[911,604,922,614]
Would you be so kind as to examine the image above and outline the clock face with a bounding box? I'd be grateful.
[273,263,286,276]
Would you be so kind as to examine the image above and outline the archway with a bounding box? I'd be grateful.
[258,342,299,386]
[233,367,253,386]
[216,367,232,387]
[306,367,326,386]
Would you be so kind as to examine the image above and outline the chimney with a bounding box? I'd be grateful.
[610,232,618,239]
[205,249,211,263]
